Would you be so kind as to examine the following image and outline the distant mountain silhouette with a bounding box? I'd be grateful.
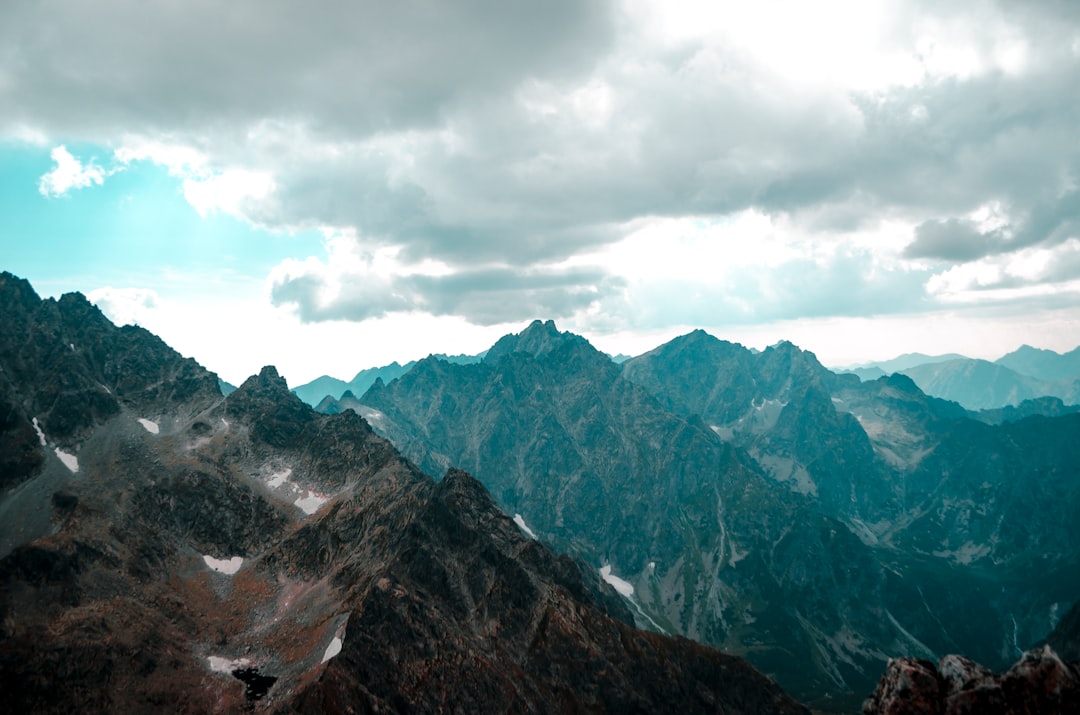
[291,354,484,406]
[841,346,1080,410]
[997,344,1080,382]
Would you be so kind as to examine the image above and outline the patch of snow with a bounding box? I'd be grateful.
[137,418,159,434]
[322,636,343,663]
[846,517,880,546]
[932,541,991,565]
[710,424,734,440]
[100,383,111,394]
[207,655,251,674]
[203,555,244,575]
[599,564,634,598]
[32,418,46,446]
[648,561,656,574]
[513,513,537,539]
[69,343,75,351]
[267,468,292,488]
[55,448,78,473]
[221,418,229,428]
[295,491,328,515]
[831,397,843,404]
[728,543,748,567]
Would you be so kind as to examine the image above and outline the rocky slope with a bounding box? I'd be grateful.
[356,321,1080,710]
[355,324,906,708]
[627,330,1080,658]
[862,647,1080,714]
[0,274,807,714]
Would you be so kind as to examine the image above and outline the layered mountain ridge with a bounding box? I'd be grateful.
[352,319,1080,710]
[842,346,1080,411]
[0,273,806,714]
[291,354,484,407]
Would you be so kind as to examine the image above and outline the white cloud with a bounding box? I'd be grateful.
[38,145,109,197]
[926,238,1080,303]
[6,1,1080,360]
[87,286,160,327]
[182,169,275,219]
[114,139,207,176]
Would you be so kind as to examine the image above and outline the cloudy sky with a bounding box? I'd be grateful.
[3,0,1080,385]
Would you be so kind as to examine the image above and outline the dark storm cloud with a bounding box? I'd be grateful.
[0,0,614,138]
[764,63,1080,241]
[904,219,1008,261]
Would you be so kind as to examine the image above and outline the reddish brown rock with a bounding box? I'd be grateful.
[864,647,1080,715]
[862,658,944,715]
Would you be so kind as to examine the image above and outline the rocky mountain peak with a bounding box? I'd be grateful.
[485,319,590,363]
[667,328,740,355]
[0,271,42,313]
[883,371,925,394]
[229,365,293,399]
[0,276,221,454]
[224,365,316,446]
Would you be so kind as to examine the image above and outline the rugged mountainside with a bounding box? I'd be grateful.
[355,321,1080,710]
[623,332,1080,567]
[624,331,1080,653]
[0,274,807,714]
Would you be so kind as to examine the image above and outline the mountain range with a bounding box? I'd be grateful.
[0,273,807,714]
[322,320,1080,710]
[289,354,484,407]
[841,347,1080,411]
[5,269,1078,713]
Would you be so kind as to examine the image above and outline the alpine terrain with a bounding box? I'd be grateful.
[352,320,1080,710]
[0,272,808,714]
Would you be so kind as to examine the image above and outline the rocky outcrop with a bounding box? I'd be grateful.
[0,273,807,713]
[863,647,1080,714]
